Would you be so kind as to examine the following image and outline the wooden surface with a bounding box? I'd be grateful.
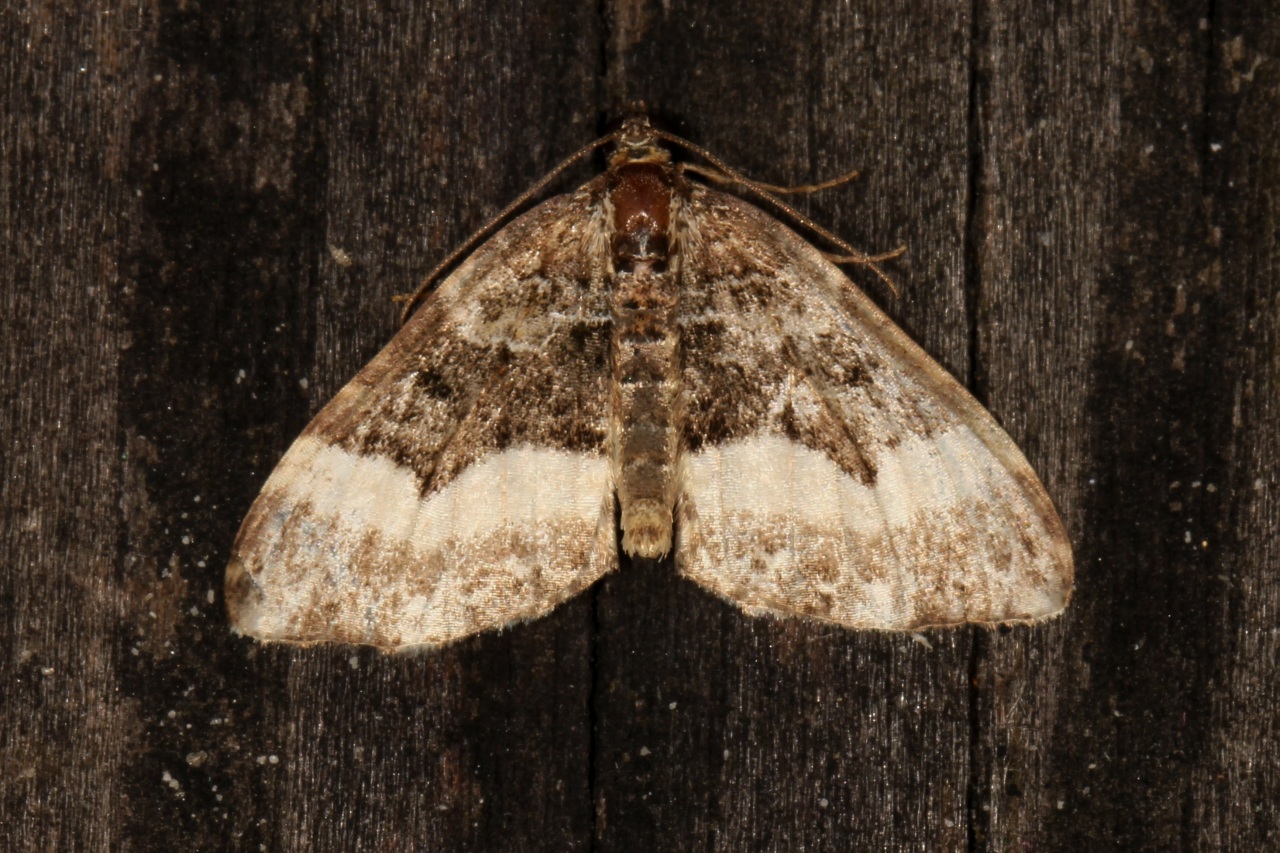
[3,0,1277,849]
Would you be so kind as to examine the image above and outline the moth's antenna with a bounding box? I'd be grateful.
[681,161,862,195]
[398,130,624,324]
[654,129,905,296]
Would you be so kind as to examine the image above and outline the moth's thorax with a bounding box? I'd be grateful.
[606,150,683,559]
[608,162,674,274]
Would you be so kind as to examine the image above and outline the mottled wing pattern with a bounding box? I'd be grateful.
[227,193,618,649]
[675,187,1073,629]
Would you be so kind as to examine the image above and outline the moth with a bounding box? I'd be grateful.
[227,116,1073,650]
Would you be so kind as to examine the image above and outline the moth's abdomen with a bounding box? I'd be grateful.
[607,158,684,559]
[611,283,682,558]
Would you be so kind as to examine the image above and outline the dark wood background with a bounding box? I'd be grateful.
[3,0,1277,849]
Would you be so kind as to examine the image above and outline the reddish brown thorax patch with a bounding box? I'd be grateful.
[609,162,673,273]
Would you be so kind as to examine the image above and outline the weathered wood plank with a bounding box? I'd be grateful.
[1188,2,1280,847]
[967,0,1120,847]
[112,1,600,850]
[1,2,147,848]
[257,5,603,850]
[594,1,981,850]
[4,0,1279,850]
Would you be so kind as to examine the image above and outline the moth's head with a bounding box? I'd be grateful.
[607,114,673,169]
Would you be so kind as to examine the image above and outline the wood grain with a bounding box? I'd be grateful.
[2,0,1277,849]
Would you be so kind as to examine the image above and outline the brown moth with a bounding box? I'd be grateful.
[227,116,1073,650]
